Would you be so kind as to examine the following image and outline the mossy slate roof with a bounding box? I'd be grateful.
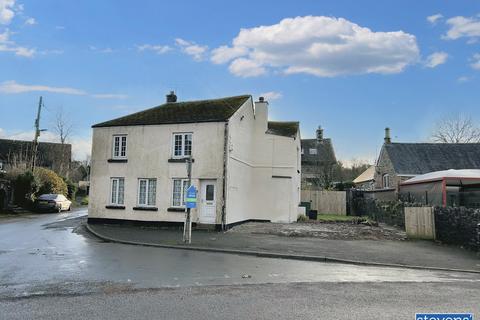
[92,95,251,128]
[266,121,299,138]
[384,143,480,175]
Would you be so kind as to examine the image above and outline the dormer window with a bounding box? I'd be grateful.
[173,133,192,158]
[112,135,127,159]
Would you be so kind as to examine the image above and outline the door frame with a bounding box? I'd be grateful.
[199,179,217,224]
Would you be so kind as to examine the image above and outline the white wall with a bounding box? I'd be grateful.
[225,99,301,224]
[88,121,226,223]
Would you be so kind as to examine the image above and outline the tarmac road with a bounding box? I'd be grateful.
[0,208,479,319]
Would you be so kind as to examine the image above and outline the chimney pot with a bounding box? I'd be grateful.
[316,126,324,142]
[166,91,177,103]
[259,96,265,102]
[384,127,391,144]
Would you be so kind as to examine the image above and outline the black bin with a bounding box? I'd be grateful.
[308,210,318,220]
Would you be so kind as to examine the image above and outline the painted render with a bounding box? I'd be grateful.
[88,96,301,226]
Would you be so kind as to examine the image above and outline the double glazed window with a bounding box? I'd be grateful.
[110,178,125,205]
[172,179,189,207]
[138,179,157,206]
[173,133,192,158]
[113,135,127,159]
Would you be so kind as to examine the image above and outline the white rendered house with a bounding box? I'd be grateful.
[88,92,301,228]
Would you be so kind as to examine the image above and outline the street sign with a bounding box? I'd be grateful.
[185,185,197,209]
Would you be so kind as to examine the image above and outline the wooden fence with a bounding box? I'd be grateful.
[301,190,346,215]
[404,207,436,240]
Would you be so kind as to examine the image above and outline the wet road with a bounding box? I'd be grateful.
[1,208,479,298]
[1,208,479,319]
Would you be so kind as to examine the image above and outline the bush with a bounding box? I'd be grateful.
[80,196,89,206]
[13,171,38,206]
[34,167,68,197]
[62,178,78,200]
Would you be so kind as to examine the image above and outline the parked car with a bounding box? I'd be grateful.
[35,194,72,213]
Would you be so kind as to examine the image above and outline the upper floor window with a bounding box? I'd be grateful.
[110,177,125,205]
[0,160,4,171]
[309,148,317,155]
[173,133,192,158]
[301,148,304,155]
[138,178,157,207]
[382,174,391,188]
[113,135,127,159]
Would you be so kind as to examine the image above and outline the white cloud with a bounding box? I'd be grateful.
[259,91,282,101]
[212,16,419,78]
[0,128,91,160]
[228,58,266,77]
[427,14,443,25]
[0,0,15,25]
[136,44,171,55]
[0,80,86,95]
[471,53,480,70]
[0,29,36,57]
[91,93,128,99]
[211,45,248,64]
[0,80,128,99]
[89,45,114,53]
[24,17,35,25]
[444,15,480,40]
[424,51,448,68]
[457,76,471,83]
[55,25,65,30]
[175,38,208,61]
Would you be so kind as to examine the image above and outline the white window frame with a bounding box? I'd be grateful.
[301,148,304,155]
[112,135,127,159]
[382,174,391,188]
[172,133,192,159]
[110,177,125,205]
[0,160,4,171]
[172,178,189,208]
[309,148,317,155]
[137,178,157,207]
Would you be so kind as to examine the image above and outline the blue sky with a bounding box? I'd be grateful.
[1,0,480,163]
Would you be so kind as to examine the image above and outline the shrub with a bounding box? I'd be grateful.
[297,214,308,222]
[13,171,38,206]
[80,196,89,206]
[62,178,78,200]
[34,167,68,197]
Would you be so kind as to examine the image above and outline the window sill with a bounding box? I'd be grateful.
[168,158,195,163]
[108,159,128,163]
[105,205,125,210]
[133,206,158,211]
[167,207,186,212]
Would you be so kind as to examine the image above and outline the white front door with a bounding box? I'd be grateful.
[199,180,216,224]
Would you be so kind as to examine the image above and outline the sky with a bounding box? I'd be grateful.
[1,0,480,164]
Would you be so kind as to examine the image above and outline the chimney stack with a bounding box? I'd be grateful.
[316,126,324,142]
[384,127,391,144]
[166,91,177,103]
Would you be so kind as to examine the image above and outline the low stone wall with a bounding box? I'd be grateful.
[434,206,480,251]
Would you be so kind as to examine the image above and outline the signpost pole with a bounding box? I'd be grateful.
[183,154,193,244]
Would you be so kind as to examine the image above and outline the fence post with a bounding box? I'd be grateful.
[477,223,480,252]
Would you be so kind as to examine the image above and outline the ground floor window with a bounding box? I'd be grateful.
[138,178,157,206]
[110,178,125,205]
[172,179,188,207]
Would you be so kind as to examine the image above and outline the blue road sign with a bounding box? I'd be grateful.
[185,185,197,209]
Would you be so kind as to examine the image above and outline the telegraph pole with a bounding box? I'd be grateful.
[31,96,43,171]
[183,154,193,244]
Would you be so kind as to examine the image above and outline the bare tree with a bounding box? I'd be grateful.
[431,114,480,143]
[53,107,73,144]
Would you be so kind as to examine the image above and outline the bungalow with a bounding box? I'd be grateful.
[88,92,301,229]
